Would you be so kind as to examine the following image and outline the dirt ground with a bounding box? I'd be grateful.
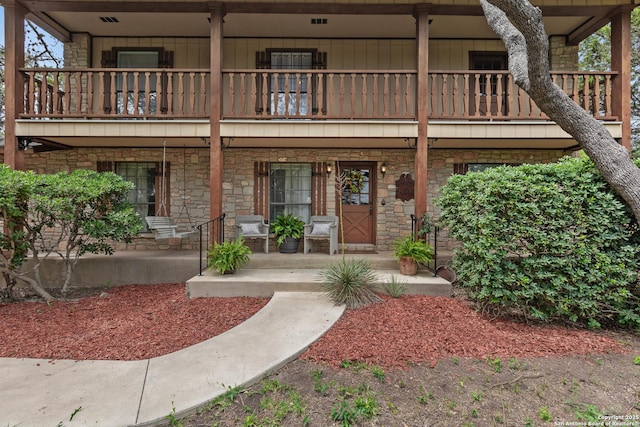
[178,338,640,427]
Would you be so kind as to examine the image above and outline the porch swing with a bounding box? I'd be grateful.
[145,141,197,239]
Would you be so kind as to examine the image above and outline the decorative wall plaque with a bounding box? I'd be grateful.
[395,173,414,202]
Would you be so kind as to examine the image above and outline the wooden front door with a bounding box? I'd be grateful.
[339,163,376,244]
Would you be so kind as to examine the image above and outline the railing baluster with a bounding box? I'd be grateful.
[371,74,378,116]
[593,74,601,117]
[496,74,504,118]
[405,73,412,117]
[361,73,368,118]
[85,72,93,115]
[144,72,151,116]
[463,74,469,117]
[451,74,458,117]
[261,72,269,117]
[582,74,590,113]
[189,72,197,116]
[178,72,185,116]
[339,74,346,117]
[605,74,612,117]
[394,73,400,116]
[350,73,356,118]
[442,73,448,118]
[383,73,389,116]
[229,72,236,116]
[40,72,48,116]
[200,72,207,114]
[66,72,73,115]
[28,72,36,115]
[166,72,174,115]
[328,74,335,117]
[307,72,313,117]
[273,72,280,116]
[318,73,325,117]
[430,73,437,117]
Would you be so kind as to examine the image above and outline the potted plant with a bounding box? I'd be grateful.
[207,236,252,274]
[271,213,305,253]
[393,235,434,275]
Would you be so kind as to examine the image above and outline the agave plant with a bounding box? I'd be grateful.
[318,259,381,309]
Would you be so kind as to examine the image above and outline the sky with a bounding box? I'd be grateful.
[1,7,5,46]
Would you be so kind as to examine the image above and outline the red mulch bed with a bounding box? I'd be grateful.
[0,285,628,367]
[302,295,629,369]
[0,283,268,360]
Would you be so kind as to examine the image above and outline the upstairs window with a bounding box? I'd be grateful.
[270,51,313,115]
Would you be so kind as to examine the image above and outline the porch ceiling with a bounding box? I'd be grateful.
[34,6,608,42]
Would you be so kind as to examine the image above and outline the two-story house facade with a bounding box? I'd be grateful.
[2,0,634,251]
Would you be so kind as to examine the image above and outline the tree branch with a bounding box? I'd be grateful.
[481,0,640,224]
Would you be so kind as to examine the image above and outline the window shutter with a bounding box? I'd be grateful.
[254,161,270,219]
[311,162,328,216]
[453,163,468,175]
[159,51,174,68]
[97,161,114,172]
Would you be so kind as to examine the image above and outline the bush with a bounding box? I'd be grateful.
[437,156,640,328]
[0,167,142,301]
[318,259,382,309]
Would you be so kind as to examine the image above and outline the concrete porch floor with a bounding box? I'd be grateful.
[186,251,452,298]
[35,249,453,298]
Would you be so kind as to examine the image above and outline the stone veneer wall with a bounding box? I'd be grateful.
[23,147,210,251]
[17,146,568,252]
[550,36,579,71]
[222,147,417,251]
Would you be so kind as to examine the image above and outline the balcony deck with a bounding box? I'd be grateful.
[19,68,619,123]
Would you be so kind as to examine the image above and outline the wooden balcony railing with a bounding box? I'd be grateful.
[19,68,619,122]
[20,68,210,119]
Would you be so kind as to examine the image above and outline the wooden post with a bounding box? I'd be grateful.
[414,5,430,219]
[3,1,26,170]
[611,7,633,151]
[209,3,225,231]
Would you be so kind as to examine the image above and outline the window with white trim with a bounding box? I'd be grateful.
[269,163,312,223]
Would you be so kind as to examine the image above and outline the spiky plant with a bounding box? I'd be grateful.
[318,259,381,309]
[382,275,408,298]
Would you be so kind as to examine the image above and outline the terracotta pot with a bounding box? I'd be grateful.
[398,256,418,275]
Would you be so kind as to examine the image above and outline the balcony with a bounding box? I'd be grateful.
[19,68,619,122]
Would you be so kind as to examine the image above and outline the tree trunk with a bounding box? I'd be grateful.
[15,272,55,303]
[480,0,640,224]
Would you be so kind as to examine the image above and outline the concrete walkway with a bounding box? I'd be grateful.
[0,292,345,427]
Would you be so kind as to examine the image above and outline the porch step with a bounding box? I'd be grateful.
[186,268,451,299]
[246,251,399,270]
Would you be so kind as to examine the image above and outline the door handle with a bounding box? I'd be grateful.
[369,206,373,216]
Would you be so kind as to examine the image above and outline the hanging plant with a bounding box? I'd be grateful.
[343,170,365,193]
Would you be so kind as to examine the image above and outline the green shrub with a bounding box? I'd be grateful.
[437,156,640,328]
[318,259,381,309]
[208,237,252,274]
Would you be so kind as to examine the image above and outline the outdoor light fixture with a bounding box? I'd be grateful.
[326,163,333,177]
[380,163,387,178]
